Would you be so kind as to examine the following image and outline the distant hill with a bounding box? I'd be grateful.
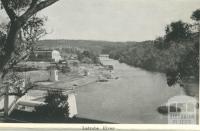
[36,39,141,54]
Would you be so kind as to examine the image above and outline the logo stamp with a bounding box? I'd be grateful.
[167,95,197,124]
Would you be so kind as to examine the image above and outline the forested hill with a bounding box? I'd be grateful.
[36,39,152,54]
[108,20,199,88]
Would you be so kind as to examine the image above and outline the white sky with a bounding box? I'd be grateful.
[1,0,200,41]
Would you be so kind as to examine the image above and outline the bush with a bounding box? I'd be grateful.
[35,90,69,120]
[61,63,71,73]
[77,50,100,64]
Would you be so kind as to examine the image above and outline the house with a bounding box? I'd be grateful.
[29,49,62,63]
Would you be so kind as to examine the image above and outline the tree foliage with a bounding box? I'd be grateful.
[191,9,200,21]
[0,0,59,78]
[35,90,69,120]
[107,10,199,86]
[0,0,59,99]
[77,50,100,64]
[154,37,169,49]
[3,71,32,97]
[165,21,192,42]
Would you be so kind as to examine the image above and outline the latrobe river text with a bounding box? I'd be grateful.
[82,126,115,130]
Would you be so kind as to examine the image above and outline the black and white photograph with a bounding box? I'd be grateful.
[0,0,199,128]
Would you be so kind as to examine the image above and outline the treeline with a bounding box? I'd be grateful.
[107,9,200,86]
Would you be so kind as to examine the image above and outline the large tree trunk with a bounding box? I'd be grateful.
[3,84,8,117]
[0,20,22,117]
[0,21,21,74]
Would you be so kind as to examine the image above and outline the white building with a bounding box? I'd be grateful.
[52,50,62,62]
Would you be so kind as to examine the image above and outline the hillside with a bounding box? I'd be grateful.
[36,39,145,54]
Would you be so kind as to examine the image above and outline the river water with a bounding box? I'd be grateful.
[76,58,184,123]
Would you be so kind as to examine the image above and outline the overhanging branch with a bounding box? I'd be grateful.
[1,0,17,21]
[21,0,59,22]
[0,85,34,97]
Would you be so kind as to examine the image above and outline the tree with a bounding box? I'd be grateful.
[0,0,59,78]
[35,90,69,121]
[191,9,200,48]
[165,21,192,42]
[0,15,47,98]
[191,9,200,21]
[77,50,100,64]
[0,0,59,117]
[0,16,47,76]
[154,36,169,49]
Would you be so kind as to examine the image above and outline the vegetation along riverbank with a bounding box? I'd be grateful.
[104,9,200,98]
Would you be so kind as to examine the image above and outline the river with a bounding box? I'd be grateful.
[76,57,184,124]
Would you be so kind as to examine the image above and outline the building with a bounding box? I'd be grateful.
[29,49,62,63]
[48,66,59,82]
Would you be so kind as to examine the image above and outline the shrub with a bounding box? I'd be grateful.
[35,90,69,120]
[77,50,100,64]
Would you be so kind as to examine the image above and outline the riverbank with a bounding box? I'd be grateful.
[75,58,186,123]
[117,59,199,99]
[0,61,113,122]
[1,58,197,123]
[107,35,198,99]
[109,57,199,100]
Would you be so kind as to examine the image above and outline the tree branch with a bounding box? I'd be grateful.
[20,0,59,22]
[0,0,59,78]
[1,0,17,21]
[0,84,34,97]
[21,0,39,19]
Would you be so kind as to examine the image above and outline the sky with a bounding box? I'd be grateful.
[1,0,200,41]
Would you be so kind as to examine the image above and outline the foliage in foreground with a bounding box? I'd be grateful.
[34,90,69,120]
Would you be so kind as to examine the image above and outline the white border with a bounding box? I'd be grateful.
[0,1,200,130]
[0,124,200,130]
